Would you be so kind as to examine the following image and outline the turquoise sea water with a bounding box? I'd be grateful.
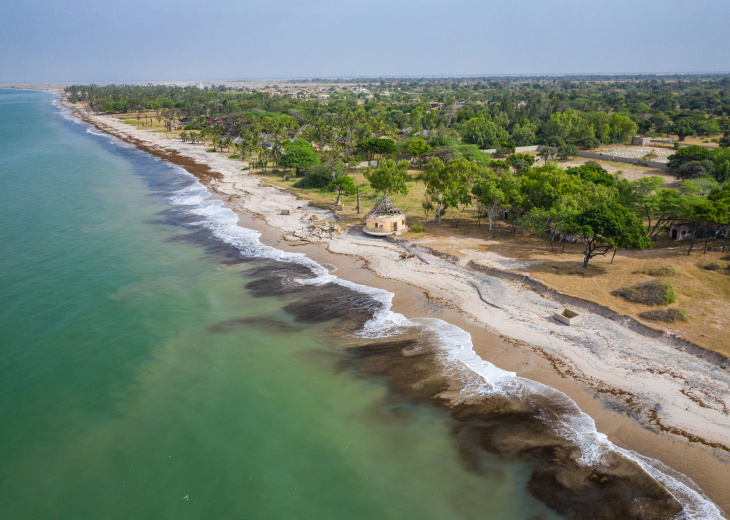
[0,90,565,519]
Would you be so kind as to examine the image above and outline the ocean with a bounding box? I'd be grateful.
[0,89,721,519]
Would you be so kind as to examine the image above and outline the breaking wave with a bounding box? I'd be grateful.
[163,172,723,519]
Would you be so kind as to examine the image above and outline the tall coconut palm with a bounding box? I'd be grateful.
[269,142,284,167]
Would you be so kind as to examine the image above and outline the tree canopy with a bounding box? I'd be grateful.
[279,139,319,175]
[364,160,410,196]
[566,201,652,267]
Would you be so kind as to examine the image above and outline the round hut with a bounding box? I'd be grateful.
[363,195,407,236]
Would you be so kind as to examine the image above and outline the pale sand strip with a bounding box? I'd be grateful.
[63,100,730,513]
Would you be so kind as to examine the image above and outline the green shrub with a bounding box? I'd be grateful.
[612,279,676,306]
[702,261,725,271]
[206,148,216,153]
[639,309,690,323]
[635,267,678,277]
[411,224,424,233]
[228,154,240,159]
[292,166,331,189]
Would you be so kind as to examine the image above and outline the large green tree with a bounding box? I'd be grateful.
[667,145,711,172]
[566,202,652,267]
[417,158,476,225]
[608,114,638,143]
[328,174,357,208]
[364,159,410,196]
[357,137,397,165]
[407,137,431,167]
[462,116,503,149]
[471,170,503,232]
[279,139,319,176]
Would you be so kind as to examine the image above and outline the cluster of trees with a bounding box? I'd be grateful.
[356,153,728,266]
[64,77,730,265]
[667,145,730,182]
[66,75,730,172]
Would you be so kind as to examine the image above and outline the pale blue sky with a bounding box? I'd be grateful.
[2,0,729,83]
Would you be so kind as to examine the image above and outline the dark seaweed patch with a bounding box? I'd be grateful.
[283,284,382,329]
[340,337,684,520]
[208,317,304,334]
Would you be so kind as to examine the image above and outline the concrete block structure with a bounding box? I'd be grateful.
[553,308,582,326]
[631,136,652,146]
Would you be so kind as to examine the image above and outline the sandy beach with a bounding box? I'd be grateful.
[62,99,730,515]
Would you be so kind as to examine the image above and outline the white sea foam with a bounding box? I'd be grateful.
[51,95,82,124]
[55,97,724,519]
[165,168,722,520]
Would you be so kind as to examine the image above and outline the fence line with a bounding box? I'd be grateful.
[575,150,669,171]
[484,145,671,170]
[481,145,540,154]
[651,139,717,150]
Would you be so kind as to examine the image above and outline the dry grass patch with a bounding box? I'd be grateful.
[635,267,678,277]
[639,308,690,323]
[701,261,727,271]
[612,280,677,306]
[455,236,730,355]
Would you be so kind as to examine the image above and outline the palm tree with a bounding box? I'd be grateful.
[269,142,284,168]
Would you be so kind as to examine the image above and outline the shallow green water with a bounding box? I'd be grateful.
[0,90,563,519]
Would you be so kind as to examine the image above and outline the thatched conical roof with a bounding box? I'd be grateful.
[365,195,405,218]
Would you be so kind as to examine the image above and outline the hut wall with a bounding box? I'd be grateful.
[364,215,407,235]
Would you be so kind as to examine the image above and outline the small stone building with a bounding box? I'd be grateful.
[363,196,407,236]
[669,224,694,241]
[631,136,652,146]
[669,224,726,241]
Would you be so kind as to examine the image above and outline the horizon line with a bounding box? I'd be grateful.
[4,70,730,86]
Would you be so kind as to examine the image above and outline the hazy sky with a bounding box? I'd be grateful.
[2,0,729,83]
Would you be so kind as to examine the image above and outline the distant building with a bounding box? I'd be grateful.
[517,100,527,108]
[669,224,693,241]
[669,224,726,241]
[631,136,652,146]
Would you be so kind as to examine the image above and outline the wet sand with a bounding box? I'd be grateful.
[63,99,730,516]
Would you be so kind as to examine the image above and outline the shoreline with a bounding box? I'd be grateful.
[61,98,730,514]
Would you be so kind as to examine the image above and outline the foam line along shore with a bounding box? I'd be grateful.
[59,96,729,517]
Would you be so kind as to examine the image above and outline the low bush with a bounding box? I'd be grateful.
[411,224,424,233]
[292,166,331,189]
[635,267,678,277]
[612,280,676,306]
[702,261,726,271]
[639,309,690,323]
[228,154,240,159]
